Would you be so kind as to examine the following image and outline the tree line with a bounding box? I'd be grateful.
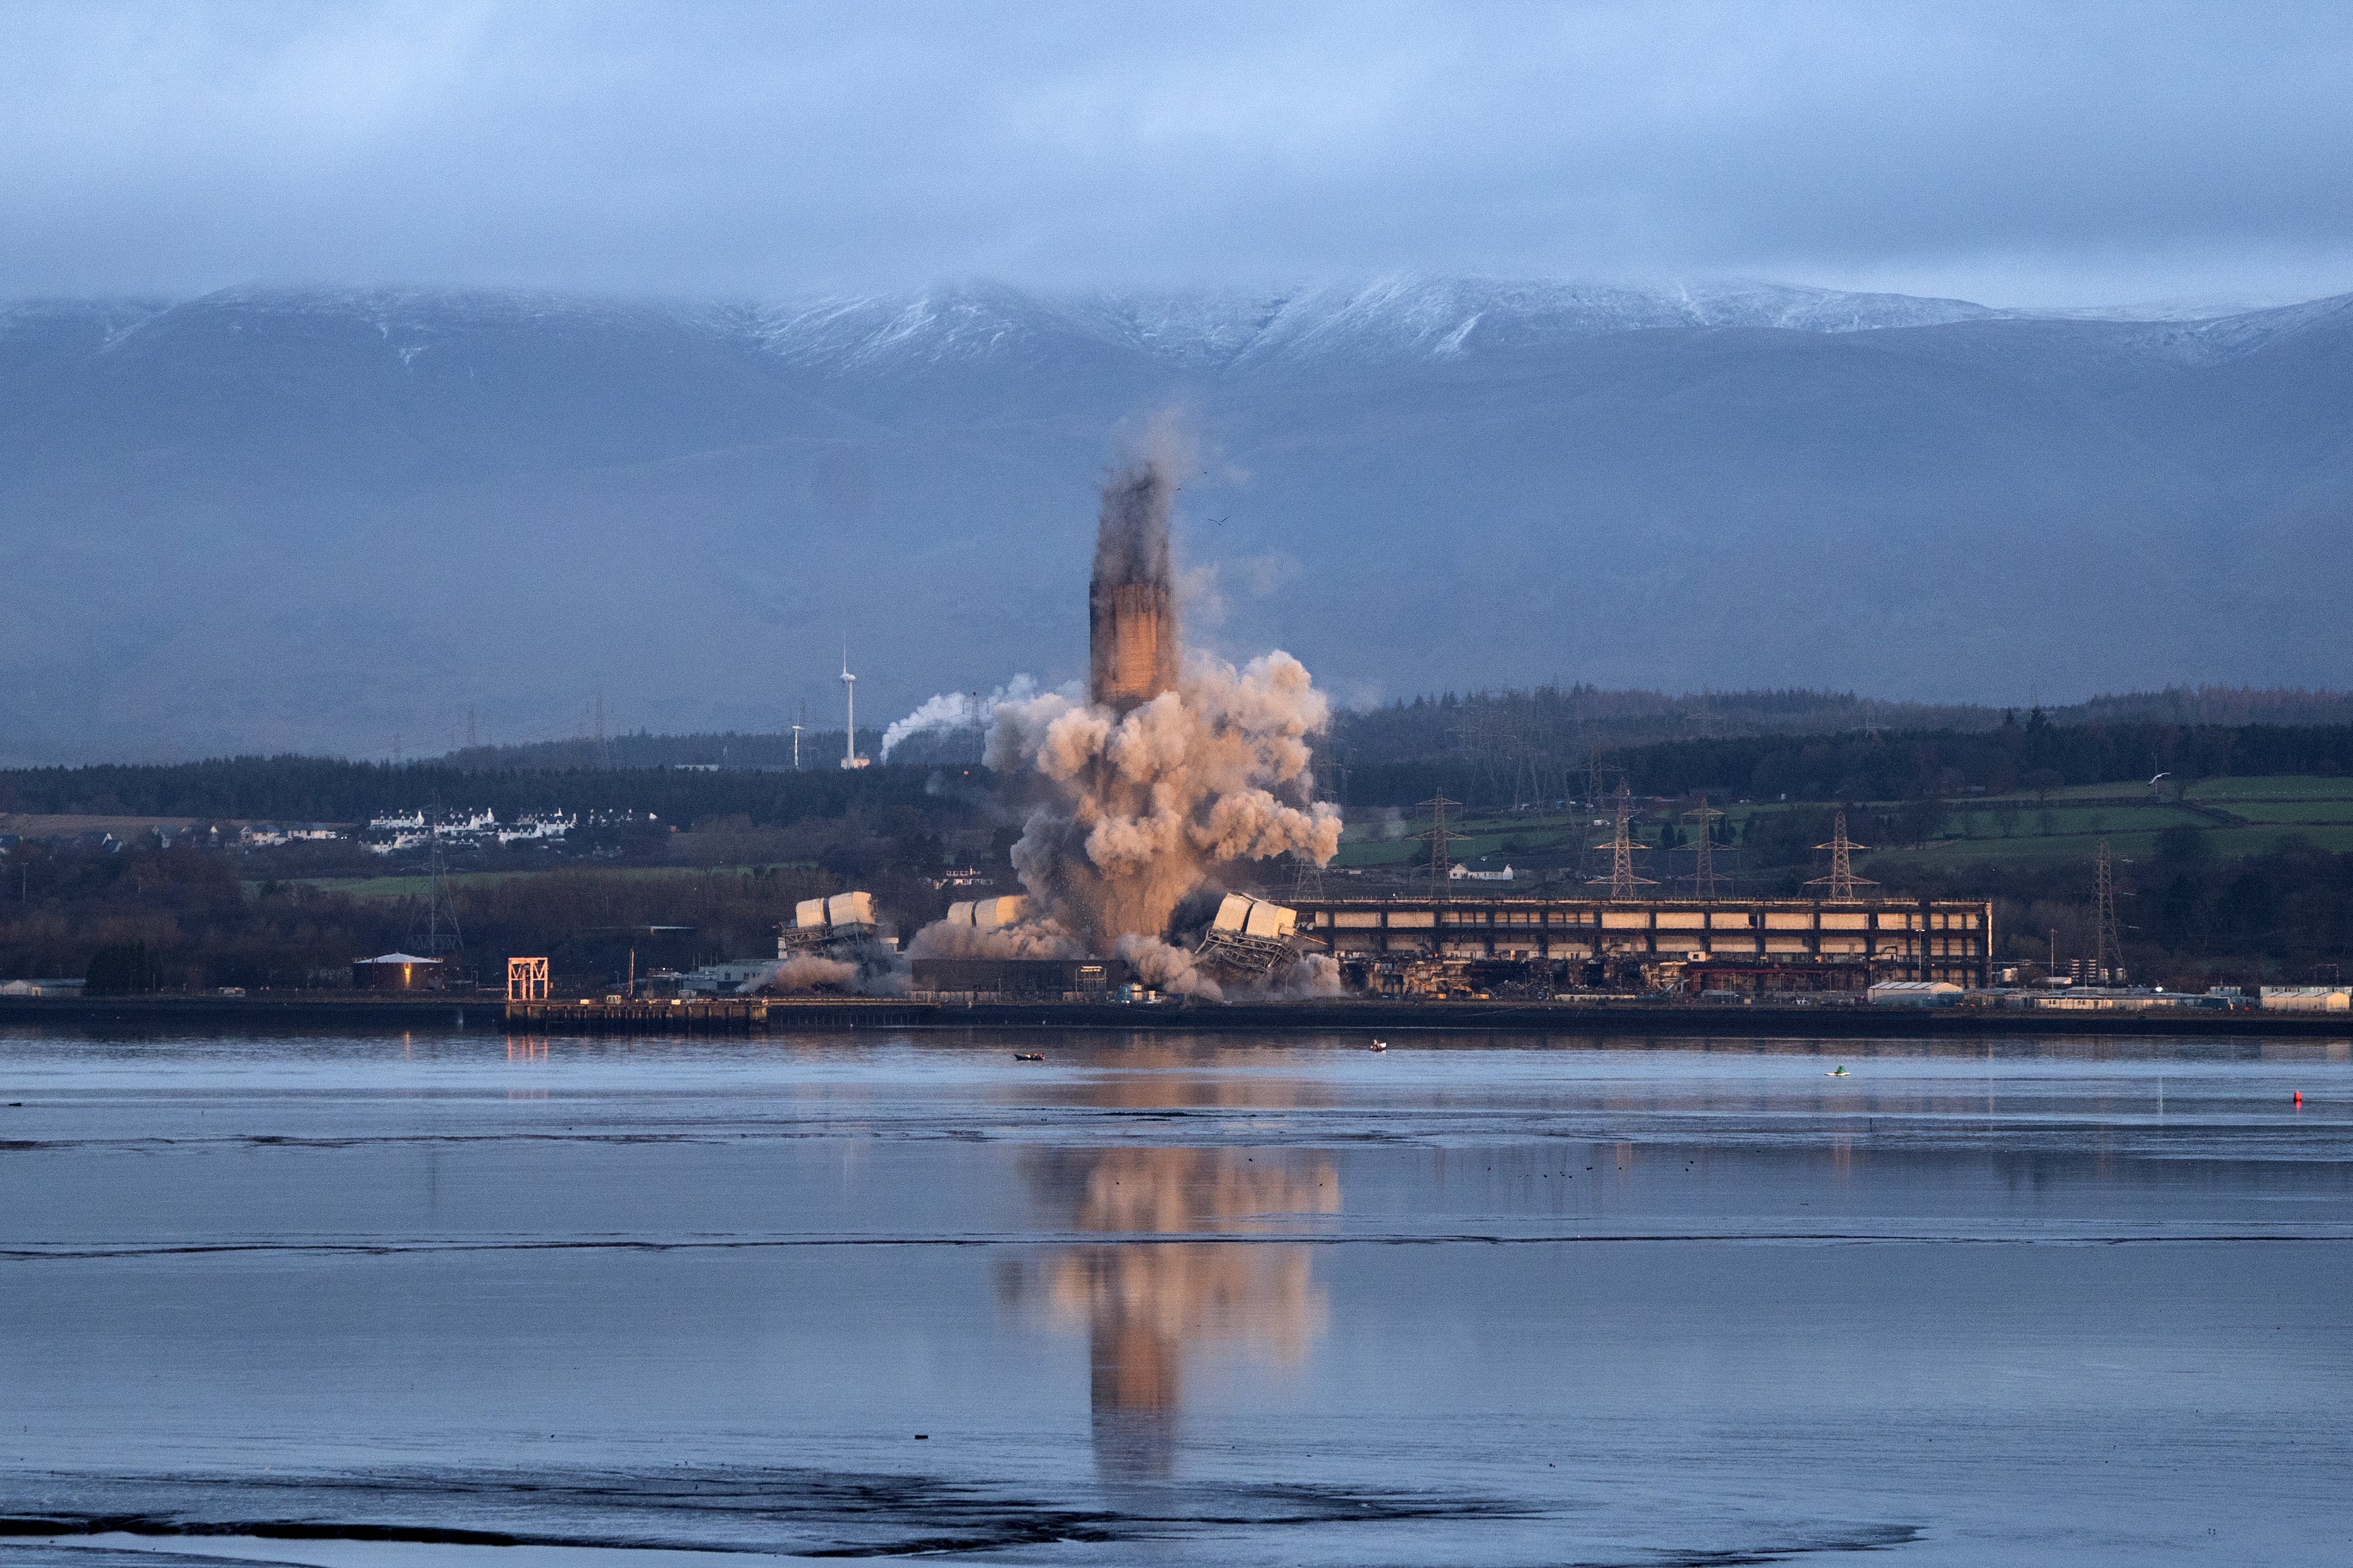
[0,835,950,993]
[1877,828,2353,992]
[1335,715,2353,808]
[16,710,2351,825]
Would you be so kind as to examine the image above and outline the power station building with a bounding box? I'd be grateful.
[1289,893,1993,988]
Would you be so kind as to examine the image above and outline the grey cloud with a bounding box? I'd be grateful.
[1,1,2349,305]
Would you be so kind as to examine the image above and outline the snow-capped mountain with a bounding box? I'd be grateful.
[737,276,2012,373]
[1,277,2348,760]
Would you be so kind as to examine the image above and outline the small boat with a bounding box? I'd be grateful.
[1827,1065,1847,1077]
[1014,1052,1043,1062]
[1369,1040,1388,1052]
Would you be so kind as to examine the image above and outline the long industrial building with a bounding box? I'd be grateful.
[1290,894,1993,987]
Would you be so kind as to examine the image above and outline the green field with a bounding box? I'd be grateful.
[1339,776,2353,877]
[1334,806,1598,870]
[1944,803,2197,838]
[1873,775,2353,869]
[1334,826,1586,869]
[2229,800,2353,824]
[2014,780,2178,803]
[2189,774,2353,802]
[1867,821,2353,870]
[279,779,2337,887]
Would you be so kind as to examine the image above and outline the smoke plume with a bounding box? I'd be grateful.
[881,675,1041,761]
[1005,434,1337,946]
[743,947,911,996]
[910,430,1341,966]
[745,953,859,992]
[988,649,1341,948]
[907,914,1086,960]
[1092,460,1175,597]
[1116,933,1225,1000]
[1114,935,1345,1003]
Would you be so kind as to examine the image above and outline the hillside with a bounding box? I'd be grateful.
[4,278,2350,762]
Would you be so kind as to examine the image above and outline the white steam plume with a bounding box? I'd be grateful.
[880,675,1040,761]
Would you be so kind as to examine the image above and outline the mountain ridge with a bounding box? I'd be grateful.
[2,277,2349,763]
[18,274,2352,378]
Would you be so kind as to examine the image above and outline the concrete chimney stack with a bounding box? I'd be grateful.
[1087,460,1179,712]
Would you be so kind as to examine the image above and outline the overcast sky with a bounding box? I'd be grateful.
[5,1,2349,308]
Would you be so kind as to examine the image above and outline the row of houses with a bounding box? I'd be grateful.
[239,822,347,847]
[361,809,579,854]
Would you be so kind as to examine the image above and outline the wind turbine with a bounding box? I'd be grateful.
[839,647,868,769]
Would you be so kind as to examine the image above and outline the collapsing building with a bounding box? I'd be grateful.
[779,891,894,956]
[938,894,1031,936]
[1191,894,1313,982]
[732,889,905,996]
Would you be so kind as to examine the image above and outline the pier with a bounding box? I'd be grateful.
[504,997,770,1031]
[501,995,941,1031]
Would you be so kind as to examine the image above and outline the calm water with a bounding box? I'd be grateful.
[1,1026,2348,1565]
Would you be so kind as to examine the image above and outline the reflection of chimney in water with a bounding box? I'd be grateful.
[1015,1139,1336,1483]
[1089,1257,1184,1480]
[1088,460,1179,712]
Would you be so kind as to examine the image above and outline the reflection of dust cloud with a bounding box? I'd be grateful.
[1006,1143,1337,1481]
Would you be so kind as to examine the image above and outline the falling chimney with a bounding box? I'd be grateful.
[1088,462,1178,711]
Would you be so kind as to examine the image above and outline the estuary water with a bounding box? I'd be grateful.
[1,1026,2348,1565]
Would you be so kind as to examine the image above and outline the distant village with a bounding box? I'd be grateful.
[1,808,637,859]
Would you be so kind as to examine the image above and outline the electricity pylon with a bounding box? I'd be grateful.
[1806,811,1876,901]
[1290,849,1327,903]
[1415,793,1461,898]
[1684,793,1727,899]
[1592,783,1655,901]
[2093,839,2122,984]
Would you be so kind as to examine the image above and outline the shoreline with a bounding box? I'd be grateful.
[3,992,2349,1038]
